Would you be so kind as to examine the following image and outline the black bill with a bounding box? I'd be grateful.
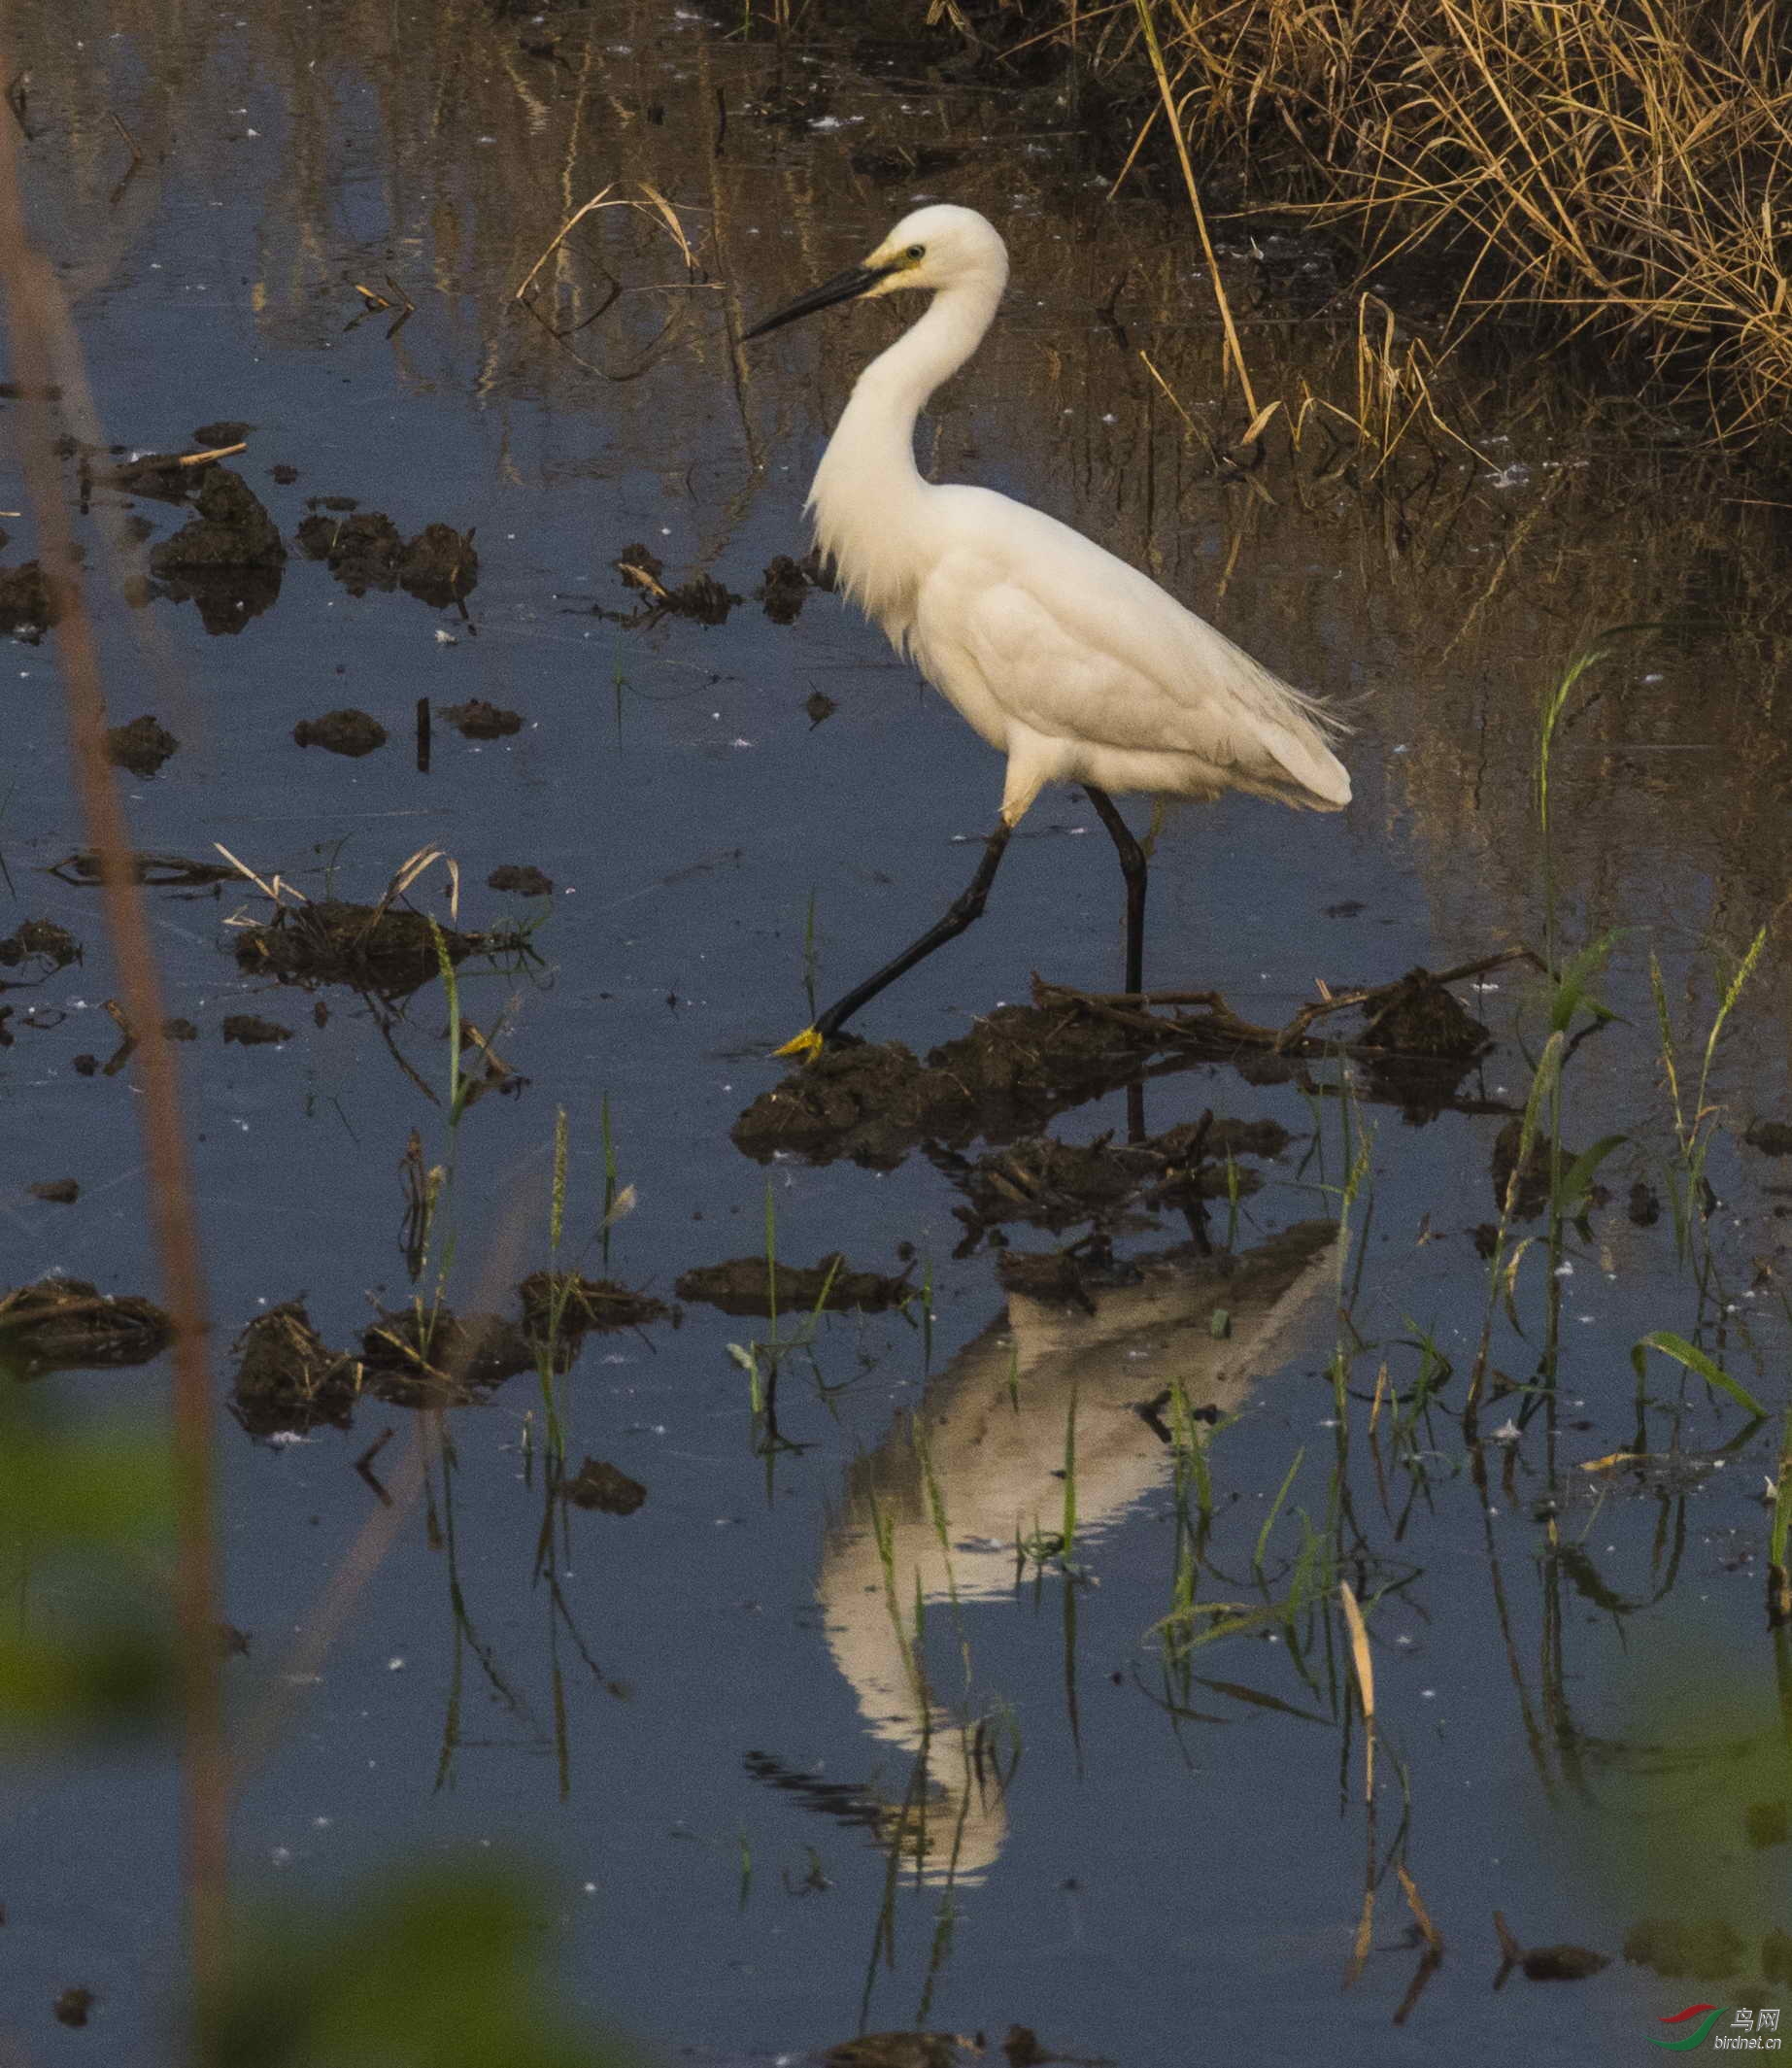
[741,263,888,340]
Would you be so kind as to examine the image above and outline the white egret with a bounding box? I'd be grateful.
[743,204,1350,1059]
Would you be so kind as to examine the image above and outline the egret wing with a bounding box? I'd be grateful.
[919,492,1348,805]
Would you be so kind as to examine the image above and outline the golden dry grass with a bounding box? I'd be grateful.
[1018,0,1792,440]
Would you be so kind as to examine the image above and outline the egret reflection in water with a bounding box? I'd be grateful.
[812,1220,1341,1882]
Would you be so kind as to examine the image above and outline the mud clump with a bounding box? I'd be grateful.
[825,2037,963,2068]
[150,468,286,572]
[945,1117,1284,1239]
[562,1457,646,1514]
[0,559,55,634]
[293,708,388,757]
[148,468,285,631]
[613,541,663,595]
[233,900,490,996]
[0,918,82,977]
[295,509,404,593]
[52,1988,95,2030]
[608,542,736,623]
[733,1001,1174,1170]
[0,1276,173,1375]
[1745,1119,1792,1157]
[489,864,553,897]
[359,1306,536,1406]
[230,1303,361,1436]
[759,554,811,624]
[675,1253,912,1317]
[106,715,180,776]
[443,699,521,740]
[1356,966,1494,1121]
[1359,966,1490,1058]
[519,1271,674,1335]
[399,523,478,606]
[296,512,476,605]
[221,1014,292,1046]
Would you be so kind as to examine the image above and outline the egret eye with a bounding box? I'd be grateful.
[905,244,926,261]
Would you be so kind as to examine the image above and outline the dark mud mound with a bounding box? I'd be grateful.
[149,468,286,632]
[0,918,82,978]
[1359,966,1491,1057]
[295,509,404,593]
[232,900,493,997]
[675,1254,912,1318]
[518,1271,674,1335]
[0,559,55,635]
[399,523,478,606]
[489,864,553,897]
[293,708,388,757]
[825,2036,964,2068]
[608,541,736,624]
[733,1000,1168,1170]
[230,1303,361,1436]
[442,698,522,739]
[106,715,180,776]
[942,1115,1288,1240]
[295,510,476,605]
[221,1014,292,1046]
[758,554,811,624]
[1359,965,1494,1121]
[562,1457,646,1514]
[358,1306,537,1407]
[0,1277,173,1375]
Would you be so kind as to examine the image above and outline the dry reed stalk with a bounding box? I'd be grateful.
[0,40,225,2020]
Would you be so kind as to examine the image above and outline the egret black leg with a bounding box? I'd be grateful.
[805,821,1015,1045]
[1084,785,1147,996]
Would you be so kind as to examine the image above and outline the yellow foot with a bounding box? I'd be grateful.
[773,1025,826,1063]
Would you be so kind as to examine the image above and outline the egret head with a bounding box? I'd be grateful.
[742,205,1008,339]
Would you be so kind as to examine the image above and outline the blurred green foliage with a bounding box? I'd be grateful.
[201,1860,639,2068]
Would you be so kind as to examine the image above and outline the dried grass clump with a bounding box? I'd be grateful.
[1044,0,1792,437]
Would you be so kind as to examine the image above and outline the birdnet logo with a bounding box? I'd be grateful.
[1652,2005,1784,2051]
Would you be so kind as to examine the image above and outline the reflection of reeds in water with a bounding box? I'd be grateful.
[24,3,1792,1031]
[817,1220,1338,1882]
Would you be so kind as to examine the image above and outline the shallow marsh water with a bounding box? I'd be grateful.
[3,4,1792,2063]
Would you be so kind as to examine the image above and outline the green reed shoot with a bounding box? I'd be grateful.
[599,1093,619,1271]
[1629,1330,1765,1419]
[1062,1384,1079,1564]
[1770,1413,1792,1626]
[550,1104,569,1255]
[429,918,466,1125]
[1650,923,1769,1270]
[1254,1445,1305,1573]
[1774,1413,1792,1569]
[1168,1380,1216,1538]
[1536,646,1606,975]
